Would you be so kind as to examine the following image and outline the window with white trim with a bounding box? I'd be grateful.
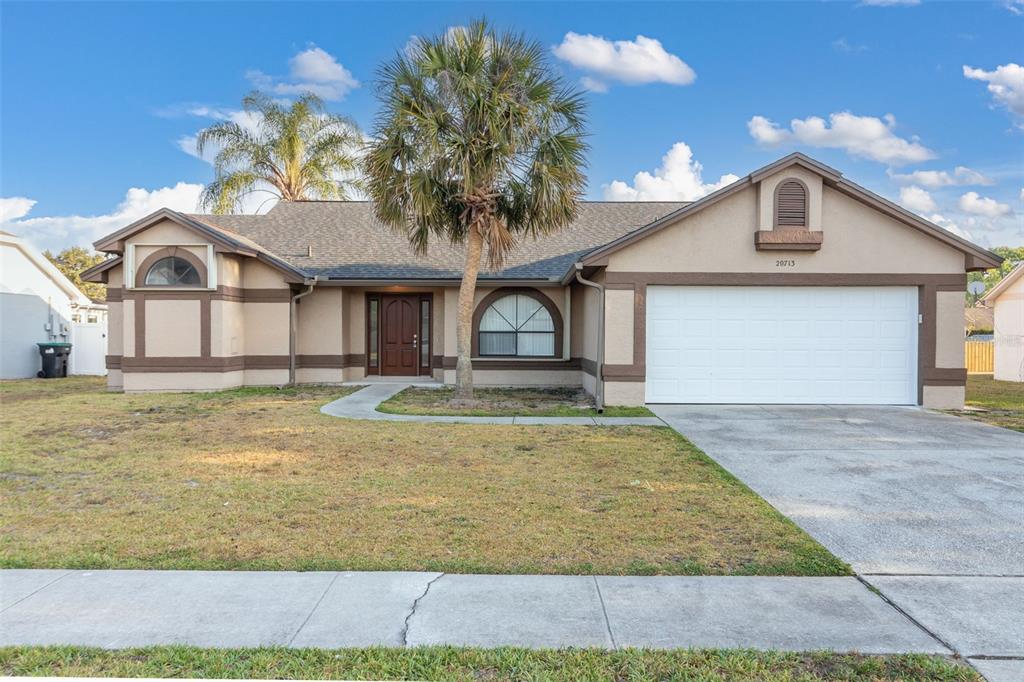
[478,294,555,357]
[144,256,201,286]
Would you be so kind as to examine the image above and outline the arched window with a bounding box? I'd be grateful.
[134,247,207,288]
[475,290,560,357]
[142,255,202,287]
[775,179,808,228]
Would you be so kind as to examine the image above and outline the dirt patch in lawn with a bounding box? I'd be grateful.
[378,386,653,417]
[0,377,845,575]
[948,374,1024,432]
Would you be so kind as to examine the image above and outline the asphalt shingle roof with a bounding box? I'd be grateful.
[191,200,686,281]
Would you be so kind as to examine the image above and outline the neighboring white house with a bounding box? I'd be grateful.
[982,262,1024,383]
[0,231,108,379]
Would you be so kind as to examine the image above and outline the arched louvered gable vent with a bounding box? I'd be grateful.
[775,180,807,228]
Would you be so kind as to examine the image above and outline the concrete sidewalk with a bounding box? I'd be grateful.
[1,570,944,653]
[320,383,665,426]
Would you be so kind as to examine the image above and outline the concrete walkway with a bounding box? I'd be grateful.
[320,382,665,426]
[0,570,945,653]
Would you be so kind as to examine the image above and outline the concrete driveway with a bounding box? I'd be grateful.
[650,404,1023,576]
[651,404,1024,670]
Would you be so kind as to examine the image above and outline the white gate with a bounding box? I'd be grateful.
[70,311,108,376]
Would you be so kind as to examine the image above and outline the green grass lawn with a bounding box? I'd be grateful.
[0,646,980,681]
[0,377,845,576]
[955,374,1024,432]
[377,386,654,417]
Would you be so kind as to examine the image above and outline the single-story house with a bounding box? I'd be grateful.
[1,230,109,379]
[83,153,1002,408]
[981,262,1024,382]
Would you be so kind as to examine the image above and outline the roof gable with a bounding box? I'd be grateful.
[0,232,91,303]
[982,262,1024,303]
[581,152,1003,272]
[93,208,308,284]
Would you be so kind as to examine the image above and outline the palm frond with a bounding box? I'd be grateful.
[195,90,364,212]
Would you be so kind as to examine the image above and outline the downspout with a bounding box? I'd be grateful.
[574,263,604,412]
[288,280,316,386]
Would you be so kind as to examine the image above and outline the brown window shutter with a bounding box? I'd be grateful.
[776,180,807,228]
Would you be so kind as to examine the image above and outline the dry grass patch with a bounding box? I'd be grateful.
[377,386,653,417]
[0,378,845,575]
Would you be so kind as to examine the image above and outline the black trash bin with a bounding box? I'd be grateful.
[37,342,72,378]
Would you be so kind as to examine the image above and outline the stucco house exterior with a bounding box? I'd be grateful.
[982,262,1024,382]
[1,230,108,379]
[82,153,1002,408]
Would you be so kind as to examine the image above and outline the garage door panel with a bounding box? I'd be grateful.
[645,286,918,405]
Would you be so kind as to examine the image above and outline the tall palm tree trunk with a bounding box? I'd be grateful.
[455,223,484,400]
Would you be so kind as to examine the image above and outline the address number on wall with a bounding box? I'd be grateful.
[775,259,796,267]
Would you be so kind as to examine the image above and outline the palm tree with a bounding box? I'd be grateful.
[197,91,361,214]
[364,21,588,400]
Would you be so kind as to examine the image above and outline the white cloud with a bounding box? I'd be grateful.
[1020,187,1024,201]
[963,63,1024,125]
[887,166,993,188]
[899,186,937,214]
[176,108,264,163]
[832,38,868,53]
[958,191,1013,218]
[580,76,609,94]
[747,112,936,166]
[247,45,358,101]
[0,197,37,223]
[1005,0,1024,15]
[602,142,739,202]
[0,184,205,252]
[927,213,973,241]
[552,33,695,87]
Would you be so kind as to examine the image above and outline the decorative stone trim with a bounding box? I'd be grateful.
[754,230,823,251]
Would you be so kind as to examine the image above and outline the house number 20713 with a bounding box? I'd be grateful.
[776,259,796,267]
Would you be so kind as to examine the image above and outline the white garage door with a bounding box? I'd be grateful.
[646,286,918,404]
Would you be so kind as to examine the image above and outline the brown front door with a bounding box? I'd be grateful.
[380,295,419,375]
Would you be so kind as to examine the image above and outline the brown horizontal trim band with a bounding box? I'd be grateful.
[121,356,247,372]
[580,357,598,377]
[109,286,292,302]
[440,357,582,371]
[602,364,645,380]
[121,289,213,301]
[432,355,445,369]
[318,278,560,286]
[923,379,968,387]
[217,286,293,302]
[604,272,967,287]
[604,283,637,291]
[923,367,968,381]
[603,375,645,383]
[115,354,363,373]
[297,354,365,368]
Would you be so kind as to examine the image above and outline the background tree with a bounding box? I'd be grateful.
[967,246,1024,304]
[44,246,106,301]
[364,21,588,400]
[197,91,361,214]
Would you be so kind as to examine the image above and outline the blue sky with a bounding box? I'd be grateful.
[1,0,1022,252]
